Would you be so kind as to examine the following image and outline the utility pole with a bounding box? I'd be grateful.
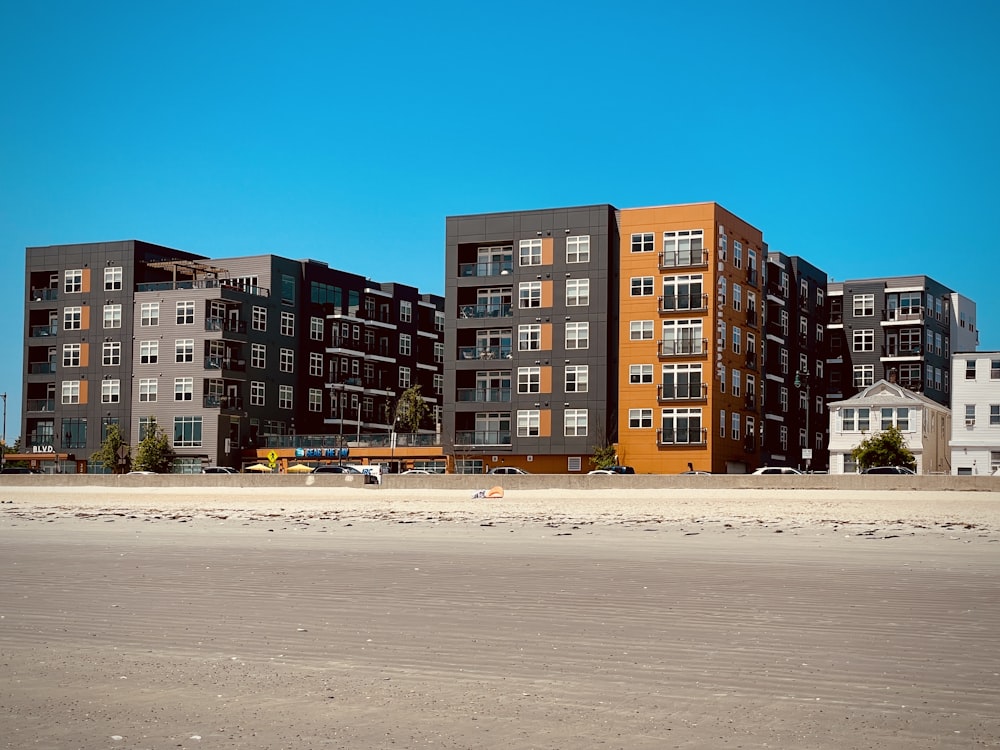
[1,392,6,470]
[794,369,810,472]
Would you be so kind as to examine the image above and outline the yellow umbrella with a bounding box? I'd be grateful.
[245,463,273,472]
[286,463,313,473]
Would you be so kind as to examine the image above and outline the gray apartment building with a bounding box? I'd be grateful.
[22,241,443,472]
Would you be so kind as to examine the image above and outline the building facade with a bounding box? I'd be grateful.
[22,242,443,472]
[949,352,1000,475]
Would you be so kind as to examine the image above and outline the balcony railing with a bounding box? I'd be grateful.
[205,317,248,334]
[456,387,511,402]
[27,399,55,412]
[459,260,514,277]
[882,344,922,357]
[658,294,709,313]
[746,269,758,286]
[883,307,924,323]
[203,394,244,409]
[30,288,58,301]
[459,345,513,360]
[205,356,246,371]
[745,309,758,326]
[656,427,708,446]
[30,324,58,338]
[658,249,709,270]
[29,362,57,374]
[658,338,707,357]
[455,430,512,446]
[745,353,758,369]
[657,382,707,402]
[138,278,270,297]
[459,303,513,319]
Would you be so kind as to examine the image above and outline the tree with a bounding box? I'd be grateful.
[133,419,175,474]
[393,384,430,433]
[850,425,915,471]
[589,412,619,469]
[91,423,131,474]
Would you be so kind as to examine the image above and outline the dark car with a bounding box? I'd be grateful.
[203,466,239,474]
[0,467,40,474]
[862,466,916,475]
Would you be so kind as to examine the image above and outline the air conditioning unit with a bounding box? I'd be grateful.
[965,419,976,427]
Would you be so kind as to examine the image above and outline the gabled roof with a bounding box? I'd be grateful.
[827,379,950,412]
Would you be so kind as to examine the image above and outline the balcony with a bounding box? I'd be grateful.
[745,309,758,327]
[658,338,708,358]
[746,269,758,286]
[456,387,511,403]
[205,317,248,335]
[204,356,246,372]
[30,324,58,338]
[657,382,708,402]
[203,394,244,410]
[745,353,758,369]
[882,307,924,324]
[744,393,757,410]
[459,303,513,319]
[459,345,513,361]
[28,362,57,375]
[27,399,55,412]
[30,288,58,302]
[455,430,512,446]
[881,344,922,358]
[658,294,709,314]
[459,260,514,277]
[658,249,709,270]
[656,427,708,446]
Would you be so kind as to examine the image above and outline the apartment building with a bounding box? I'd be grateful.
[443,205,618,474]
[950,352,1000,475]
[826,276,977,408]
[22,242,443,472]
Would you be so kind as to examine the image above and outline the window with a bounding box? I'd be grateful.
[853,365,874,388]
[519,281,541,308]
[733,241,743,269]
[661,363,702,399]
[631,277,654,296]
[280,311,295,336]
[140,302,159,326]
[63,306,82,330]
[629,408,653,428]
[992,360,1000,379]
[731,368,741,398]
[62,343,81,367]
[966,360,977,379]
[103,266,123,291]
[399,366,411,389]
[517,367,541,394]
[719,277,727,306]
[817,289,825,306]
[990,405,1000,427]
[250,381,265,406]
[662,230,704,267]
[173,416,203,447]
[434,341,444,363]
[277,384,293,410]
[566,279,589,306]
[101,379,121,404]
[816,324,825,343]
[434,311,445,332]
[175,339,194,363]
[660,407,702,443]
[661,319,703,355]
[630,364,653,384]
[519,324,541,351]
[139,378,157,402]
[61,380,80,404]
[251,343,266,369]
[279,348,294,373]
[517,410,540,437]
[720,409,726,437]
[308,316,324,341]
[780,386,789,412]
[732,326,741,354]
[733,283,742,312]
[249,306,267,332]
[103,341,120,366]
[174,377,194,401]
[399,333,412,356]
[64,269,82,293]
[631,233,654,253]
[176,301,195,325]
[780,425,788,450]
[433,373,443,395]
[965,404,975,426]
[308,388,322,413]
[519,239,542,266]
[853,329,874,352]
[565,365,588,392]
[139,340,158,364]
[780,349,789,375]
[630,320,654,340]
[400,300,413,323]
[566,322,589,350]
[662,275,704,311]
[564,408,588,437]
[309,352,323,377]
[566,235,590,262]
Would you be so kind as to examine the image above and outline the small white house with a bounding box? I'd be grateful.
[827,379,951,474]
[950,352,1000,475]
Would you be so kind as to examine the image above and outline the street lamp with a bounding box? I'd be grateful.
[793,369,810,472]
[1,392,6,470]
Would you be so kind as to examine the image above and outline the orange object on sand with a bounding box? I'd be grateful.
[485,486,504,498]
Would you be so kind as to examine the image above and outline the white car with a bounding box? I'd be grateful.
[488,467,529,475]
[401,469,432,474]
[751,467,802,475]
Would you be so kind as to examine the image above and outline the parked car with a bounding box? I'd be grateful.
[311,465,378,484]
[588,466,636,475]
[203,466,239,474]
[488,467,529,475]
[401,469,432,474]
[679,470,712,475]
[751,467,803,475]
[126,471,157,475]
[0,467,40,474]
[862,466,916,475]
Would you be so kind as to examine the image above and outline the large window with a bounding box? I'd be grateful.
[629,409,653,428]
[566,279,589,306]
[565,365,588,393]
[175,339,194,363]
[630,320,654,340]
[280,348,294,372]
[630,364,653,384]
[660,408,702,443]
[174,416,202,447]
[61,380,80,404]
[251,343,266,369]
[280,311,295,336]
[661,319,703,355]
[400,300,412,323]
[399,367,411,389]
[139,379,157,402]
[103,304,122,329]
[174,377,194,401]
[853,294,874,317]
[566,235,590,262]
[853,364,874,388]
[518,324,541,351]
[565,322,589,350]
[279,385,294,410]
[309,388,323,413]
[517,410,540,437]
[517,367,540,394]
[631,233,654,253]
[101,379,121,404]
[176,301,195,325]
[309,352,323,377]
[139,341,158,364]
[853,329,874,352]
[140,302,159,326]
[64,269,83,293]
[104,266,122,290]
[631,277,654,296]
[250,381,265,406]
[662,230,703,266]
[661,363,703,399]
[102,341,121,367]
[519,239,542,266]
[63,343,81,368]
[519,281,541,308]
[841,408,871,432]
[661,275,703,311]
[63,306,82,330]
[564,408,588,437]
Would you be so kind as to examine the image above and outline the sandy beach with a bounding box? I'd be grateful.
[1,486,998,749]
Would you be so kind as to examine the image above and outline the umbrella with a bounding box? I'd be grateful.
[245,463,273,472]
[286,463,313,473]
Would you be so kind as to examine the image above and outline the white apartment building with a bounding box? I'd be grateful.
[950,352,1000,475]
[827,379,951,474]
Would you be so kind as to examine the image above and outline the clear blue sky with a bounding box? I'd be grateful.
[2,0,998,437]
